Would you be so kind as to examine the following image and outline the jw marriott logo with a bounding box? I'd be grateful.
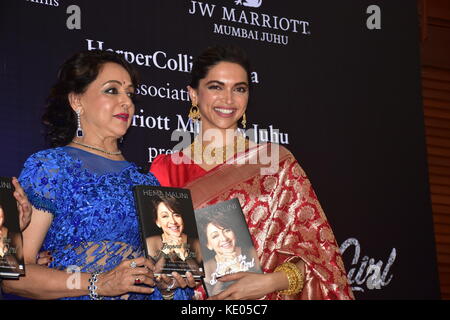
[188,0,310,46]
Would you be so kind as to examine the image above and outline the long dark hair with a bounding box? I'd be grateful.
[42,50,139,147]
[189,44,252,89]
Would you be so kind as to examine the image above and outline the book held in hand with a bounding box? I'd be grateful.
[194,198,262,297]
[0,177,25,278]
[133,185,204,279]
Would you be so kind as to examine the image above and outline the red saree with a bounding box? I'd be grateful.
[150,144,354,300]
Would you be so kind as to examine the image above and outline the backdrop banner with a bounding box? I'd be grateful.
[0,0,440,299]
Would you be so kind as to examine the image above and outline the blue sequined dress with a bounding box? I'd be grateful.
[18,146,193,300]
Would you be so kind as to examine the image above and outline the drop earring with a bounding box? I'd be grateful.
[76,109,83,137]
[188,103,201,122]
[241,113,247,129]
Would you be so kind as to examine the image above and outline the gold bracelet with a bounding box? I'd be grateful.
[274,262,304,295]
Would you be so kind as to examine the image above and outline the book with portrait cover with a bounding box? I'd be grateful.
[133,185,204,279]
[0,177,25,278]
[194,198,262,297]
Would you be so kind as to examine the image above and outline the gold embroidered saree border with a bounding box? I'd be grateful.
[185,143,290,208]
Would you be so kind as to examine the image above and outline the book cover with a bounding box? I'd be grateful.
[194,198,262,297]
[0,177,25,278]
[133,185,204,279]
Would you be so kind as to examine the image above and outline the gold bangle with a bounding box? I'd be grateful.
[274,262,304,295]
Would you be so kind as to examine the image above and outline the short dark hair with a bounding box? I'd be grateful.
[151,195,185,222]
[196,210,249,257]
[189,44,251,89]
[42,50,139,147]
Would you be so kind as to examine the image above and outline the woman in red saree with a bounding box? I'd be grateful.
[150,45,354,300]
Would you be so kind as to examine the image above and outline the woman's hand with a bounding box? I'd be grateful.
[36,250,53,266]
[156,271,197,292]
[12,177,33,232]
[96,257,156,297]
[162,233,184,245]
[208,272,280,300]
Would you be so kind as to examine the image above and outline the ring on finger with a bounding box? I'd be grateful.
[167,278,176,292]
[134,277,142,285]
[130,260,137,269]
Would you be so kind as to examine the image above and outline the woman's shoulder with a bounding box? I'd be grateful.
[252,142,306,178]
[150,153,173,173]
[151,152,185,168]
[153,153,171,163]
[23,146,73,164]
[18,148,70,213]
[146,234,162,244]
[251,142,295,162]
[21,147,74,172]
[21,147,85,179]
[128,163,160,186]
[150,151,192,187]
[146,235,162,255]
[203,257,217,271]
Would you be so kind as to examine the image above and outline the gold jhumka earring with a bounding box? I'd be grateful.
[241,112,247,129]
[188,103,201,121]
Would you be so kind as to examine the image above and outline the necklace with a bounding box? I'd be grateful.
[71,140,122,156]
[190,135,249,164]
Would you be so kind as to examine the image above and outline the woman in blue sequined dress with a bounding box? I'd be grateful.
[1,50,196,300]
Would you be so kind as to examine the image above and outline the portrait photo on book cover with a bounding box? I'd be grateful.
[195,198,262,296]
[134,186,204,278]
[0,178,25,278]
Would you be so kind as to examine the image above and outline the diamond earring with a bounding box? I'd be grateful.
[76,109,83,137]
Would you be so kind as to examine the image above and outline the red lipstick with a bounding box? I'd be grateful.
[114,113,129,122]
